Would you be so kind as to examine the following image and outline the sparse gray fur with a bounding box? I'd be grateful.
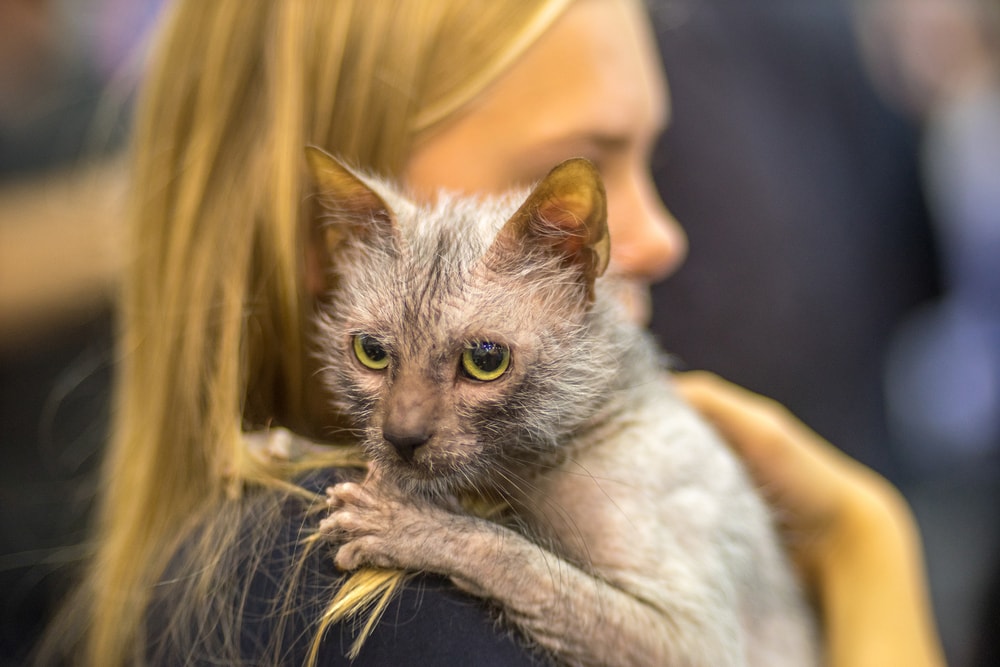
[313,157,819,667]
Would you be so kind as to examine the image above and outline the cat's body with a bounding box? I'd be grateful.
[309,148,819,667]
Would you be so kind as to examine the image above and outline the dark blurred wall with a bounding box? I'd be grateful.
[648,0,939,480]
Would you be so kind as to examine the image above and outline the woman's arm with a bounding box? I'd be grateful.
[674,371,946,667]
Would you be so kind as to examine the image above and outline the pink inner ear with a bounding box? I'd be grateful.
[486,158,610,288]
[534,185,600,242]
[533,202,589,256]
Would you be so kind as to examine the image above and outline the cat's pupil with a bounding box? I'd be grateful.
[360,336,386,361]
[470,343,504,372]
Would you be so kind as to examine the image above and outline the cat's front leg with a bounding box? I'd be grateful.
[321,469,722,667]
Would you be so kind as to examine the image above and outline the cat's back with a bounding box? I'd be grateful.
[525,358,820,667]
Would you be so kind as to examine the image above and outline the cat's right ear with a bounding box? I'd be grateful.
[304,146,397,296]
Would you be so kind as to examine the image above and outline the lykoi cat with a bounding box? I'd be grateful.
[309,147,819,667]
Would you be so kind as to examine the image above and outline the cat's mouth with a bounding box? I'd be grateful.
[368,436,489,493]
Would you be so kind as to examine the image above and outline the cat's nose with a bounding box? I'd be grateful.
[383,430,431,463]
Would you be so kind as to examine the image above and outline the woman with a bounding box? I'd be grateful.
[49,0,945,665]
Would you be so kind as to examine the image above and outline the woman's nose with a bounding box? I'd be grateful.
[607,173,687,283]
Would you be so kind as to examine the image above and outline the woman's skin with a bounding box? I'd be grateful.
[395,0,946,664]
[405,0,684,326]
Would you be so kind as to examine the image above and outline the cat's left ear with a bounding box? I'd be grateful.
[304,146,397,296]
[489,158,610,296]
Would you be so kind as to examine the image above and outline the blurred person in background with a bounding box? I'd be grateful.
[0,0,160,663]
[855,1,1000,665]
[859,0,1000,476]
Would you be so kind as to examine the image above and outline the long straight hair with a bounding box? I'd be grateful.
[52,1,575,665]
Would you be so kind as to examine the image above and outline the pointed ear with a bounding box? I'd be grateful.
[488,158,609,295]
[304,146,397,295]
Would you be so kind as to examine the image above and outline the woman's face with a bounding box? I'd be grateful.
[404,0,684,324]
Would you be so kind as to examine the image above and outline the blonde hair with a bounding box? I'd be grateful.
[57,1,575,665]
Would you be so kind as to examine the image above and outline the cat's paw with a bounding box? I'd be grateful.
[321,477,444,572]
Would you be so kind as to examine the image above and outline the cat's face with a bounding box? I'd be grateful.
[308,148,611,497]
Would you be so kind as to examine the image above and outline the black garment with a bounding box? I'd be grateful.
[146,469,549,666]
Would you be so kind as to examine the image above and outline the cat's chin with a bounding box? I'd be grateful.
[373,455,483,498]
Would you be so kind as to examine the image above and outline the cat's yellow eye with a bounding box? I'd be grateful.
[353,334,389,370]
[461,342,511,381]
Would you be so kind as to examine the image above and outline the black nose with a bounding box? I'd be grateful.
[383,430,430,463]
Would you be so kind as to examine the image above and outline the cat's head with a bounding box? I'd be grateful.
[307,147,617,498]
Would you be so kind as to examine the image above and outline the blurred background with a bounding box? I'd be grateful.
[0,0,160,663]
[0,0,996,665]
[649,1,999,664]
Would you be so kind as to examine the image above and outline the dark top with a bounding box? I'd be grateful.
[146,468,550,666]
